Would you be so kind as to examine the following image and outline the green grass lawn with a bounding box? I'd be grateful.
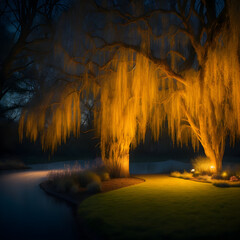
[78,175,240,240]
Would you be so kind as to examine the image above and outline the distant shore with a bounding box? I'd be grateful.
[0,159,30,171]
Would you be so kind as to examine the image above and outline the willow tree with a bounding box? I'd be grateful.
[19,0,240,176]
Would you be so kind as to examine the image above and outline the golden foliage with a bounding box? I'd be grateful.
[19,0,240,174]
[92,50,161,171]
[157,0,240,170]
[19,85,81,153]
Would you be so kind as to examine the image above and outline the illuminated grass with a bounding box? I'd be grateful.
[170,170,193,179]
[78,175,240,240]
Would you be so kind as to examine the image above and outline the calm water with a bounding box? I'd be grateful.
[0,160,92,240]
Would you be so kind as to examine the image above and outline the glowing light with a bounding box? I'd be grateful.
[191,169,195,173]
[221,171,228,177]
[210,166,215,169]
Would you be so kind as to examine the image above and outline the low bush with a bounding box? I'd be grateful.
[181,171,193,179]
[100,172,110,181]
[230,176,239,181]
[91,165,110,181]
[170,171,181,178]
[86,181,102,193]
[191,156,213,175]
[48,162,108,193]
[197,175,212,182]
[70,183,80,194]
[170,165,240,188]
[222,166,240,180]
[77,171,101,188]
[170,171,193,179]
[192,172,200,177]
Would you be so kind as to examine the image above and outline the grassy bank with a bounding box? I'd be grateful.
[0,158,29,170]
[78,175,240,240]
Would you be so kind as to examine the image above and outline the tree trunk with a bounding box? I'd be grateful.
[215,156,222,174]
[103,141,130,178]
[118,152,130,177]
[203,142,224,174]
[198,99,225,174]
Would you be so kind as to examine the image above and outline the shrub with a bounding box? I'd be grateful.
[197,175,212,182]
[192,172,200,177]
[225,166,240,179]
[211,174,222,180]
[170,171,193,179]
[86,181,102,193]
[101,172,110,181]
[48,162,105,193]
[181,171,193,179]
[170,171,181,178]
[70,183,79,194]
[230,176,239,182]
[212,172,240,181]
[92,165,111,181]
[191,156,212,175]
[77,171,101,188]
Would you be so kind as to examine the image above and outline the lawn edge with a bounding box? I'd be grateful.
[40,176,146,240]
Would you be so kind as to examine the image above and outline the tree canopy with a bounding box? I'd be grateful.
[18,0,240,176]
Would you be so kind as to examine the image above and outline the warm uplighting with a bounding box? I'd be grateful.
[191,169,195,173]
[18,0,240,178]
[210,165,216,173]
[221,171,228,178]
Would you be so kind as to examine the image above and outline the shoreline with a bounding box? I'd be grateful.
[40,176,145,239]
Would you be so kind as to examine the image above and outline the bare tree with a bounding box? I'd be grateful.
[0,0,69,118]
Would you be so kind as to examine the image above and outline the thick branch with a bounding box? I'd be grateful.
[96,41,187,86]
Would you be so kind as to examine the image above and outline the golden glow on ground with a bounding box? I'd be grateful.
[79,175,240,239]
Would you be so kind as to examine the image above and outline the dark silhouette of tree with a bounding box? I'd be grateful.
[0,0,69,118]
